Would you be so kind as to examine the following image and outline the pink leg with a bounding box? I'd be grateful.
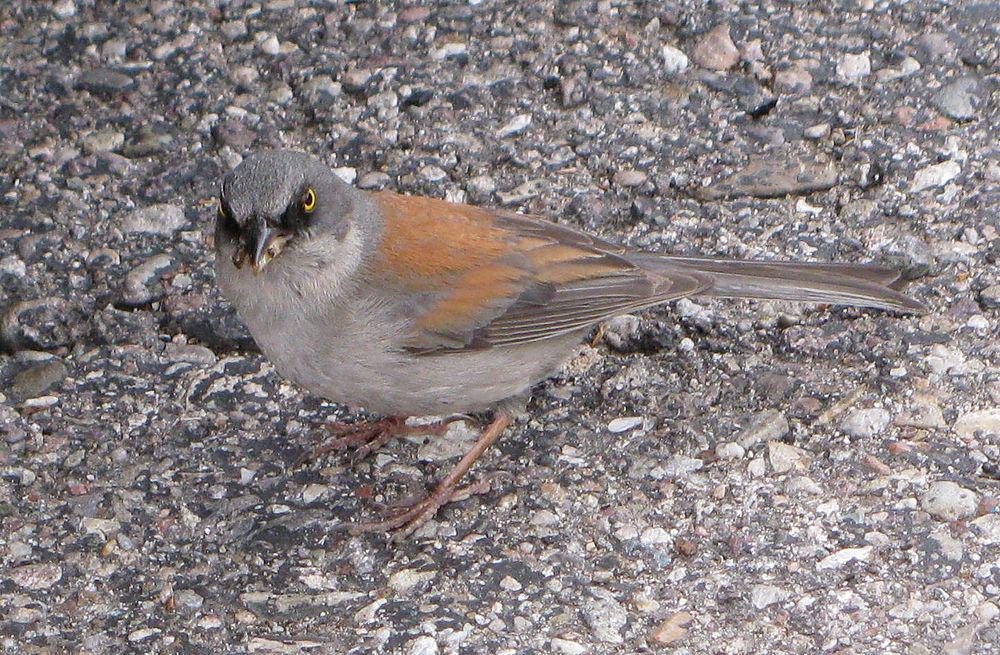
[296,417,451,467]
[346,412,514,539]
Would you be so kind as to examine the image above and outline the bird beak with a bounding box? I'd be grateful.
[247,221,288,274]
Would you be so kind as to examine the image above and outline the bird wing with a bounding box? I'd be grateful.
[370,192,710,353]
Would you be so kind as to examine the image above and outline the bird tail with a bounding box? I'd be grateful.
[629,254,927,313]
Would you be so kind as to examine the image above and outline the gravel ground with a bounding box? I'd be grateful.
[2,1,999,653]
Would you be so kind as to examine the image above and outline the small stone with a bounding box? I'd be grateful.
[405,636,438,655]
[837,52,871,81]
[419,165,447,183]
[911,160,960,192]
[952,408,1000,438]
[931,77,980,121]
[767,441,806,474]
[53,0,76,19]
[163,343,216,366]
[584,587,627,644]
[921,481,978,522]
[737,411,790,448]
[640,527,672,547]
[333,167,357,185]
[651,611,693,645]
[357,172,390,190]
[122,204,186,235]
[608,417,643,433]
[970,514,1000,544]
[75,69,134,96]
[388,568,436,593]
[499,114,531,138]
[661,44,689,74]
[300,484,328,504]
[530,509,560,527]
[690,24,739,71]
[785,476,823,495]
[10,359,68,400]
[122,254,174,306]
[300,76,341,105]
[550,638,588,655]
[803,123,830,139]
[774,65,813,93]
[128,628,160,642]
[662,455,703,478]
[750,584,790,609]
[341,68,373,94]
[174,589,204,610]
[840,408,891,438]
[715,442,745,460]
[817,546,872,570]
[696,159,838,200]
[613,170,647,187]
[259,34,281,55]
[81,128,124,154]
[499,575,522,592]
[11,563,62,590]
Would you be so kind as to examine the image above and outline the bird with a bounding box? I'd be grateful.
[213,149,926,538]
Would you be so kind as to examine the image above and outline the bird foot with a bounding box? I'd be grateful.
[340,412,514,540]
[295,417,450,467]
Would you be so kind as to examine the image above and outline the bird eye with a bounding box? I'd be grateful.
[302,188,316,213]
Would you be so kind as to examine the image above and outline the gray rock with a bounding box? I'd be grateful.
[921,481,978,522]
[584,587,627,644]
[911,160,960,192]
[737,411,790,449]
[696,159,838,200]
[840,407,891,438]
[661,44,689,74]
[931,77,981,121]
[10,359,68,400]
[122,254,174,306]
[498,114,531,138]
[952,408,1000,438]
[750,584,790,609]
[980,284,1000,309]
[1,298,86,350]
[122,204,187,235]
[75,68,134,95]
[690,24,739,71]
[837,52,871,81]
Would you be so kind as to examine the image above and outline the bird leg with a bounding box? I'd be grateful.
[296,416,452,466]
[346,411,514,539]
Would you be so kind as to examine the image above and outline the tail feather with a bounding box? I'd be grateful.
[630,254,927,314]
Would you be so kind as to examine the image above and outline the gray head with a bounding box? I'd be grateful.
[217,149,355,273]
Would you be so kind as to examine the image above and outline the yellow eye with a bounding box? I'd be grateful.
[302,188,316,213]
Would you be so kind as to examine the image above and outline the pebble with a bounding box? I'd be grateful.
[406,636,438,655]
[661,44,689,74]
[123,254,174,306]
[613,170,647,188]
[163,343,216,366]
[696,159,838,200]
[550,638,588,655]
[333,167,357,184]
[608,416,643,433]
[715,442,745,460]
[651,611,693,645]
[931,77,980,121]
[774,65,812,93]
[837,53,871,81]
[840,408,891,438]
[785,476,823,495]
[690,24,739,71]
[174,589,204,610]
[738,411,790,449]
[75,68,134,95]
[52,0,76,19]
[970,515,1000,544]
[388,568,436,593]
[10,563,62,590]
[259,34,281,55]
[357,172,390,189]
[498,114,531,138]
[81,128,124,154]
[530,509,560,527]
[300,484,328,504]
[639,527,672,546]
[10,359,68,400]
[767,442,806,474]
[921,481,978,522]
[952,408,1000,438]
[803,123,831,139]
[750,584,790,609]
[499,575,522,592]
[817,546,872,570]
[584,587,627,644]
[122,204,187,235]
[911,160,960,192]
[341,68,373,94]
[419,165,447,183]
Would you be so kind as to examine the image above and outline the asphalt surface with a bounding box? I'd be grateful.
[1,1,998,653]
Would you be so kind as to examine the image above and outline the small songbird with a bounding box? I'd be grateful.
[214,149,925,537]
